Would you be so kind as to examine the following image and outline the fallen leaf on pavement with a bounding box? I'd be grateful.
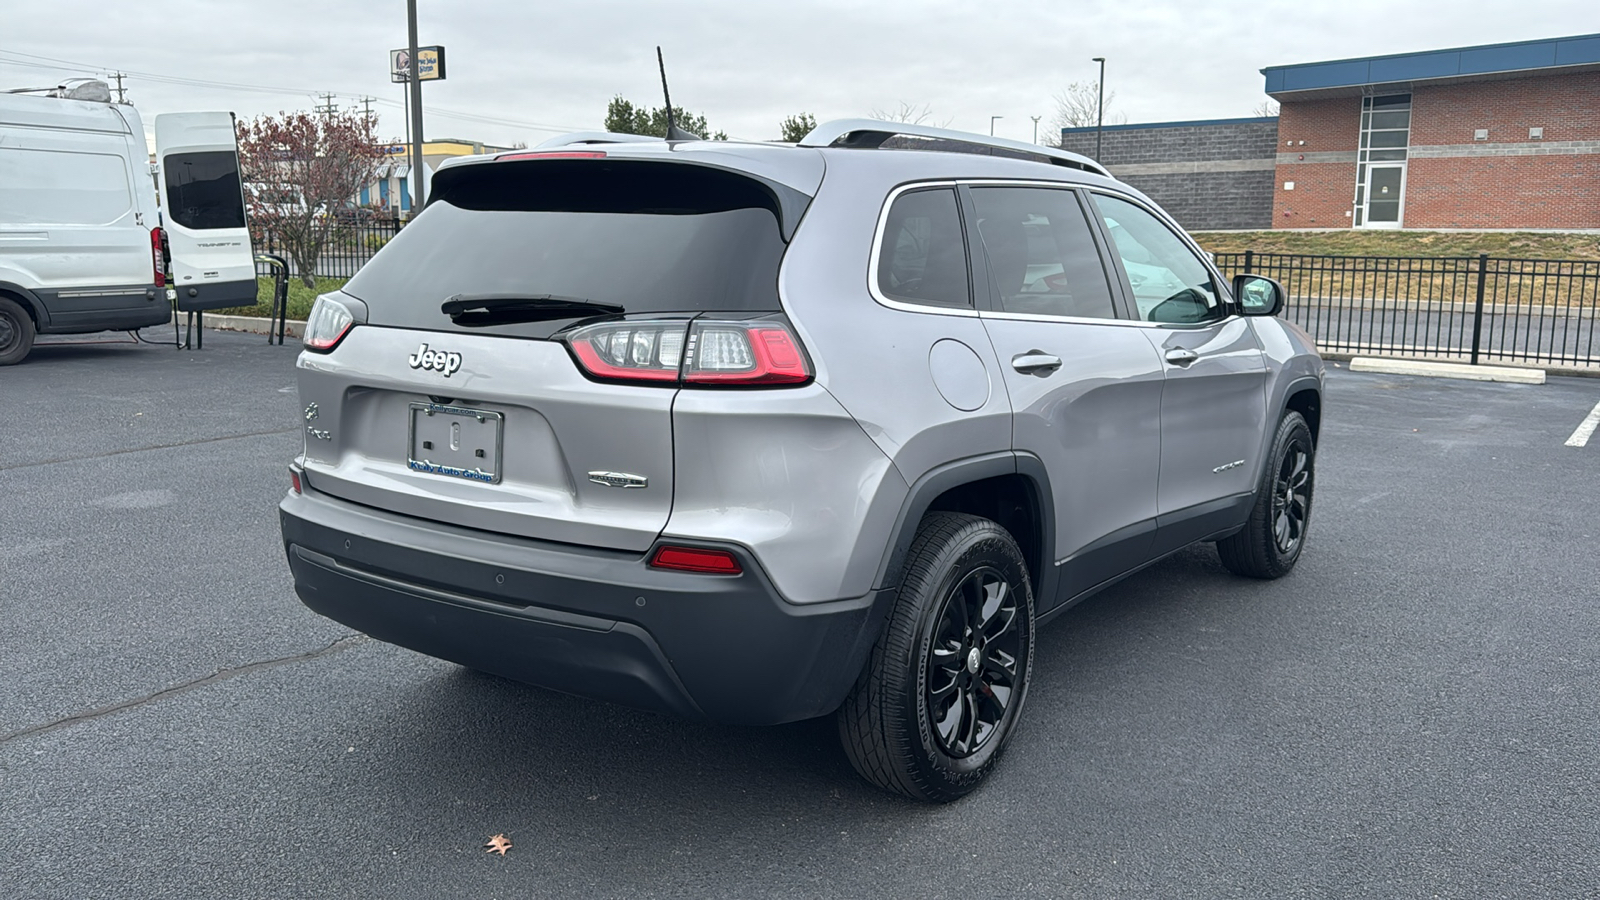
[486,834,512,856]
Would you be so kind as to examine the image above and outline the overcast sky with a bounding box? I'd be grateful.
[3,1,1593,148]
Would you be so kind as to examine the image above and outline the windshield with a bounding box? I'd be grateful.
[343,159,794,338]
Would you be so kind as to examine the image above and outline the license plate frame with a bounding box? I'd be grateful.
[407,402,504,484]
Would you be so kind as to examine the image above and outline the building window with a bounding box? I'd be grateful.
[1354,94,1410,228]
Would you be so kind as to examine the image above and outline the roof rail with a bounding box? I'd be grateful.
[798,118,1111,178]
[535,131,663,149]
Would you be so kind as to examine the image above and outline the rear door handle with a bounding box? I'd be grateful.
[1011,352,1063,375]
[1164,348,1200,367]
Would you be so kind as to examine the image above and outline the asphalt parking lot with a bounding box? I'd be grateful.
[3,329,1598,899]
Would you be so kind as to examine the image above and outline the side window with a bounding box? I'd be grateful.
[970,186,1116,319]
[876,188,971,308]
[1091,194,1224,324]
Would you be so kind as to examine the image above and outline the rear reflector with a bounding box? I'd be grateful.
[649,546,742,575]
[289,467,302,494]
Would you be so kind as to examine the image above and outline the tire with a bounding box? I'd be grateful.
[838,511,1036,803]
[1216,411,1315,579]
[0,296,35,366]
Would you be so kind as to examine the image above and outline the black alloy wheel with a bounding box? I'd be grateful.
[926,566,1023,758]
[1217,410,1315,579]
[839,511,1035,803]
[1272,441,1311,555]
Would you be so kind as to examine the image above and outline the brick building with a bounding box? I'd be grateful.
[1062,32,1600,232]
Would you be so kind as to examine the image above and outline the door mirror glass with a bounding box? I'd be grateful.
[1233,274,1284,317]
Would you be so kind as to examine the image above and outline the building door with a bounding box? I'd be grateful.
[1362,164,1405,228]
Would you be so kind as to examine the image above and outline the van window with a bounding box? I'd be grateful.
[0,147,131,226]
[163,151,247,230]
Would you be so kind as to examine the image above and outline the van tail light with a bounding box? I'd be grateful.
[564,318,811,387]
[150,227,165,288]
[649,545,742,575]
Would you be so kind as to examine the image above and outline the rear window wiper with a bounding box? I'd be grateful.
[441,293,624,326]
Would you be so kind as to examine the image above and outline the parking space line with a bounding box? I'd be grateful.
[1566,399,1600,448]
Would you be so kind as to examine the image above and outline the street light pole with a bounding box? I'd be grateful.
[1030,115,1041,144]
[1092,57,1106,161]
[990,115,1003,137]
[406,0,425,212]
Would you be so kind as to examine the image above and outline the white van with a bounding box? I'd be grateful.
[0,87,255,364]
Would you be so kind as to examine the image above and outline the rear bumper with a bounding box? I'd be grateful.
[280,486,893,725]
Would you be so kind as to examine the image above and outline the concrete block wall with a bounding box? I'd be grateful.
[1059,118,1280,231]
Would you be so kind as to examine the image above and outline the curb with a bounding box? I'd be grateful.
[1348,356,1546,384]
[197,313,308,339]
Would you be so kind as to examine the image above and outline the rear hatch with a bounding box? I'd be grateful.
[297,153,812,552]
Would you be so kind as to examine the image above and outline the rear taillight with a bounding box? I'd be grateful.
[303,293,358,352]
[649,545,742,575]
[150,227,165,288]
[564,319,812,387]
[289,466,302,494]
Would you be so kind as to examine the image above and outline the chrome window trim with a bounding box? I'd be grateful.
[867,179,1240,327]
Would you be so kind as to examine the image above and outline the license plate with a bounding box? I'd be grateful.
[407,403,504,484]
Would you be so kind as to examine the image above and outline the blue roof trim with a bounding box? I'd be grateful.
[1060,116,1277,135]
[1262,32,1600,94]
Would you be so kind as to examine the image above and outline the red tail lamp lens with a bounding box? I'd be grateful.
[649,546,742,575]
[150,227,165,288]
[684,324,810,384]
[289,467,303,494]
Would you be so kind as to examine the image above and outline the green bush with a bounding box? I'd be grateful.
[210,276,349,320]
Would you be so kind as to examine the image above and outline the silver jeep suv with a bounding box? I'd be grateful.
[280,119,1323,802]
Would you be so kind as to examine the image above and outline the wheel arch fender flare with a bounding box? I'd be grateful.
[1253,375,1322,487]
[0,281,49,329]
[871,451,1059,609]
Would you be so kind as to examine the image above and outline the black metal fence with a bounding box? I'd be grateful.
[253,217,405,281]
[1213,252,1600,368]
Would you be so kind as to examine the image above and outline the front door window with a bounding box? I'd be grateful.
[1364,165,1404,226]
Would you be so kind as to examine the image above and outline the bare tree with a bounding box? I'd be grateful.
[236,111,386,288]
[1049,82,1123,146]
[1254,100,1280,118]
[870,101,952,128]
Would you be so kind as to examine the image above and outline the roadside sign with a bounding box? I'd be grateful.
[391,46,446,83]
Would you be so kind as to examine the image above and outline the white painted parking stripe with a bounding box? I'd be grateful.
[1565,399,1600,448]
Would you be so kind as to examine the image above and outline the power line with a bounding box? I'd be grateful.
[0,49,590,135]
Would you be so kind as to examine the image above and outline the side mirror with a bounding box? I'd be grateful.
[1233,274,1285,317]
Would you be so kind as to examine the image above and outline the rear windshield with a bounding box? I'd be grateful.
[343,159,793,338]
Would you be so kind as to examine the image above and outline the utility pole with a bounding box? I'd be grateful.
[359,96,375,124]
[990,115,1003,137]
[316,92,339,118]
[405,0,425,210]
[110,72,127,104]
[1093,57,1106,161]
[1030,115,1041,144]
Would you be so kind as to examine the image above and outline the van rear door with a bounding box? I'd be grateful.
[154,113,256,311]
